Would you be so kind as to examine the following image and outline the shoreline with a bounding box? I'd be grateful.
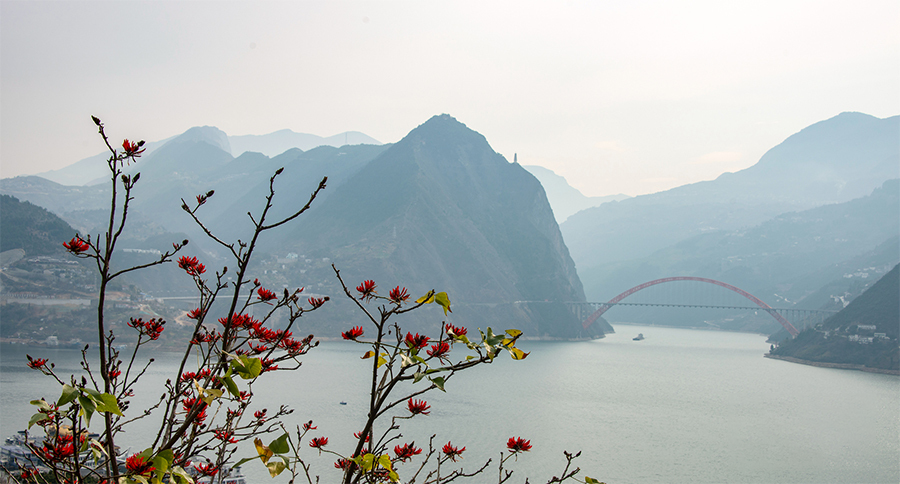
[764,354,900,376]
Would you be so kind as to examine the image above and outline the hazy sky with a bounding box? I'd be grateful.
[1,1,897,197]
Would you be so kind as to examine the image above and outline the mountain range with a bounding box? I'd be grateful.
[559,112,899,334]
[1,115,605,339]
[2,111,897,341]
[34,128,382,187]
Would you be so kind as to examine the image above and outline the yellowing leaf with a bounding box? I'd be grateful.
[505,329,522,338]
[415,290,435,304]
[254,438,273,464]
[266,456,287,478]
[433,292,452,315]
[376,355,388,368]
[361,350,375,359]
[509,347,530,360]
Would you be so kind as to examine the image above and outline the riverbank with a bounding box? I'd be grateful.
[764,353,900,375]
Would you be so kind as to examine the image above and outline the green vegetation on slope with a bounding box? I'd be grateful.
[1,194,76,255]
[770,264,899,370]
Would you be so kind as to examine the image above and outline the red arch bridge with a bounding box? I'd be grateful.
[567,277,839,337]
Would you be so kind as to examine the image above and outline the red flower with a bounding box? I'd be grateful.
[341,326,364,340]
[389,286,409,303]
[334,458,352,470]
[108,368,121,379]
[214,429,237,443]
[309,436,328,448]
[26,355,48,370]
[186,308,205,320]
[394,442,422,462]
[405,332,430,349]
[506,437,532,453]
[128,317,165,340]
[254,409,267,422]
[407,398,430,416]
[354,431,370,443]
[193,408,208,426]
[308,297,326,308]
[193,463,218,477]
[19,467,38,480]
[122,139,145,156]
[125,454,156,476]
[302,421,317,431]
[257,287,277,302]
[177,256,206,276]
[442,442,465,462]
[356,280,377,300]
[63,236,90,254]
[427,341,450,359]
[182,397,206,412]
[446,323,467,337]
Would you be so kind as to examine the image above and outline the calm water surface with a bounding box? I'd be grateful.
[2,324,898,484]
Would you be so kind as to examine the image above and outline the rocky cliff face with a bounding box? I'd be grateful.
[289,115,603,338]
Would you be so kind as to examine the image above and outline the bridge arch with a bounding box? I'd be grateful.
[582,277,799,337]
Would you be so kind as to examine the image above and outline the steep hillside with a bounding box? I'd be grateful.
[279,115,600,338]
[769,264,899,371]
[0,195,76,255]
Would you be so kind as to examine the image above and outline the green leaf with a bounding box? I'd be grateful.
[433,292,452,315]
[413,371,425,383]
[78,395,96,427]
[221,375,240,398]
[584,478,605,484]
[232,356,262,380]
[58,384,79,407]
[400,354,414,368]
[268,433,290,454]
[484,327,505,347]
[169,466,194,484]
[96,393,123,416]
[30,399,52,411]
[430,376,446,392]
[82,387,102,400]
[88,438,106,463]
[151,454,170,480]
[27,412,49,429]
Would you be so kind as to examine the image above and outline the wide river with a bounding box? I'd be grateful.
[2,324,898,484]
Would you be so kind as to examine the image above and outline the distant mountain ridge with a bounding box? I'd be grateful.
[523,165,630,222]
[562,112,900,274]
[229,129,381,158]
[563,112,900,313]
[34,127,382,186]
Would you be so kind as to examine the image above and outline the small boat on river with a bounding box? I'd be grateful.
[633,333,645,341]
